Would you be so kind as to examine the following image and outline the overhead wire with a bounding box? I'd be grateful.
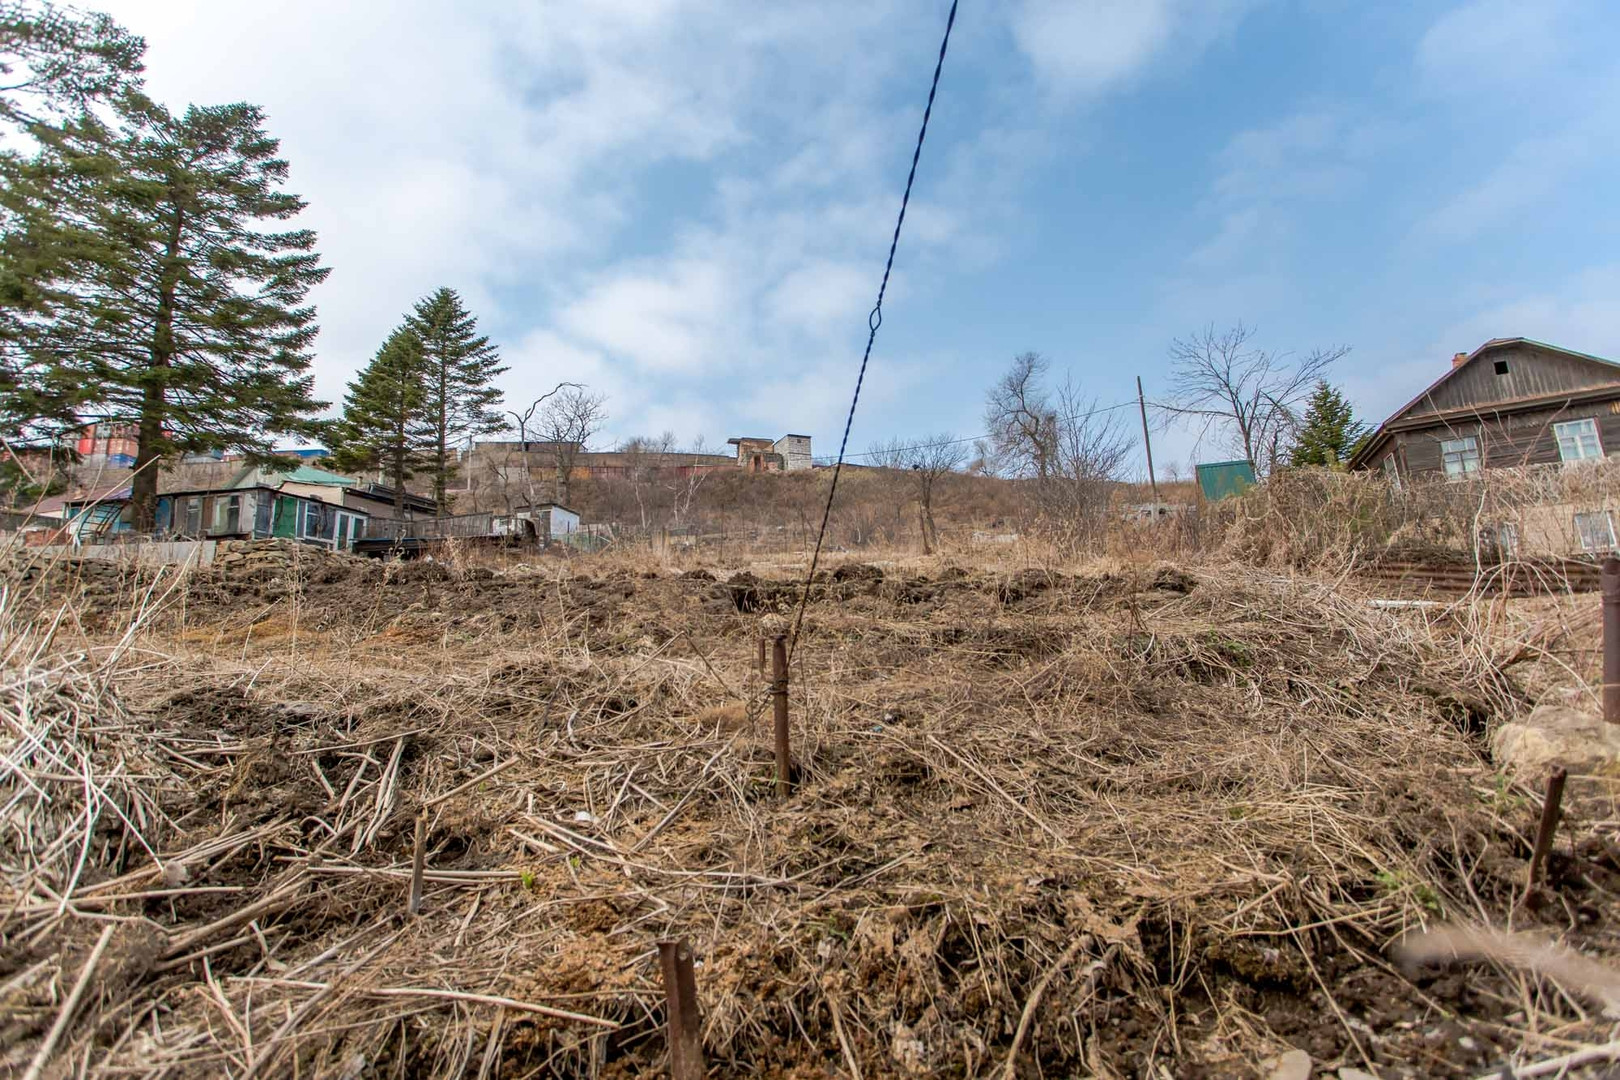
[818,397,1143,465]
[786,0,960,660]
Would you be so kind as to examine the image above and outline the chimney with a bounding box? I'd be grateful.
[1452,351,1469,369]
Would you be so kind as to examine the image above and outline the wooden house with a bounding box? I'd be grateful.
[1350,339,1620,482]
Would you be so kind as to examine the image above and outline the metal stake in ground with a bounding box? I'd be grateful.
[1604,557,1620,725]
[771,634,790,797]
[408,810,427,916]
[757,636,767,674]
[1528,766,1568,889]
[658,939,704,1080]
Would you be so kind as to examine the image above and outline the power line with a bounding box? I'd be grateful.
[819,397,1142,464]
[787,0,960,659]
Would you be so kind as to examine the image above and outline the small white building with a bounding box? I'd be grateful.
[773,434,813,471]
[520,503,579,543]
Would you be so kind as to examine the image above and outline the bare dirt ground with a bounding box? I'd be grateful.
[3,543,1618,1078]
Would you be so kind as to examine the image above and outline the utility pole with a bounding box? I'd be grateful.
[1137,375,1159,503]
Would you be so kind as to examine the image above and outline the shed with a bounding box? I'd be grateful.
[1196,460,1256,501]
[521,503,580,543]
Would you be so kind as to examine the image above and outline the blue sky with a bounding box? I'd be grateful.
[99,0,1620,477]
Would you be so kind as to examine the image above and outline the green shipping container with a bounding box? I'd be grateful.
[1196,459,1256,501]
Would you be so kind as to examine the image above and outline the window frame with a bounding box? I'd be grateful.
[1554,417,1603,463]
[301,501,326,540]
[1575,510,1617,553]
[1440,434,1481,478]
[1381,452,1401,490]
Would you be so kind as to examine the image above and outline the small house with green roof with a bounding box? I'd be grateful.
[63,462,437,550]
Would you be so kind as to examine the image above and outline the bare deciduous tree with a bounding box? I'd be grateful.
[619,431,676,531]
[983,352,1059,479]
[506,382,583,508]
[537,386,607,507]
[982,353,1130,547]
[666,437,717,529]
[1041,382,1131,539]
[869,433,967,553]
[1166,323,1349,474]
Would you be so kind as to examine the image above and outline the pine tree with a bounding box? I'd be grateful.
[330,326,430,514]
[0,100,329,527]
[0,2,145,444]
[404,287,505,512]
[1288,381,1366,468]
[0,2,145,130]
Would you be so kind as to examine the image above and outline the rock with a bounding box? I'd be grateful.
[1339,1069,1378,1080]
[1265,1049,1311,1080]
[1491,705,1620,780]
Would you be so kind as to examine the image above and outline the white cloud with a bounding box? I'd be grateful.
[1409,0,1620,244]
[1339,266,1620,426]
[558,258,733,375]
[1432,267,1620,363]
[1416,0,1574,89]
[1420,141,1569,243]
[1417,109,1616,243]
[1009,0,1261,96]
[1177,108,1396,276]
[95,0,999,450]
[765,262,875,337]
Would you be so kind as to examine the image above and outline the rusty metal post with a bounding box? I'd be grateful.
[771,635,790,798]
[408,810,427,915]
[1604,557,1620,724]
[658,939,704,1080]
[1528,766,1567,888]
[756,636,766,674]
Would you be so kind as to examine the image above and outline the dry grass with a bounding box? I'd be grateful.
[2,544,1619,1078]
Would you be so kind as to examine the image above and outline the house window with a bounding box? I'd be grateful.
[1554,418,1603,463]
[1575,511,1616,553]
[217,494,241,533]
[1497,523,1520,558]
[301,501,326,539]
[1441,435,1481,477]
[1493,359,1510,375]
[1381,453,1401,490]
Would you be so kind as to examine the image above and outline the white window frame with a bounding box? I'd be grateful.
[1554,417,1603,463]
[1440,435,1481,478]
[1575,510,1617,553]
[301,501,326,540]
[1381,453,1401,490]
[1497,522,1519,558]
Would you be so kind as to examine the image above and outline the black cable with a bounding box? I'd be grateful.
[824,398,1142,464]
[787,0,959,659]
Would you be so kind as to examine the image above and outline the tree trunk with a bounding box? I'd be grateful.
[131,385,166,532]
[391,444,405,514]
[435,364,449,515]
[554,453,570,508]
[133,202,186,532]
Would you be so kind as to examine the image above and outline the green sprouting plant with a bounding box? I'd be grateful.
[1481,773,1527,816]
[520,869,536,892]
[1412,882,1443,916]
[1375,868,1442,916]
